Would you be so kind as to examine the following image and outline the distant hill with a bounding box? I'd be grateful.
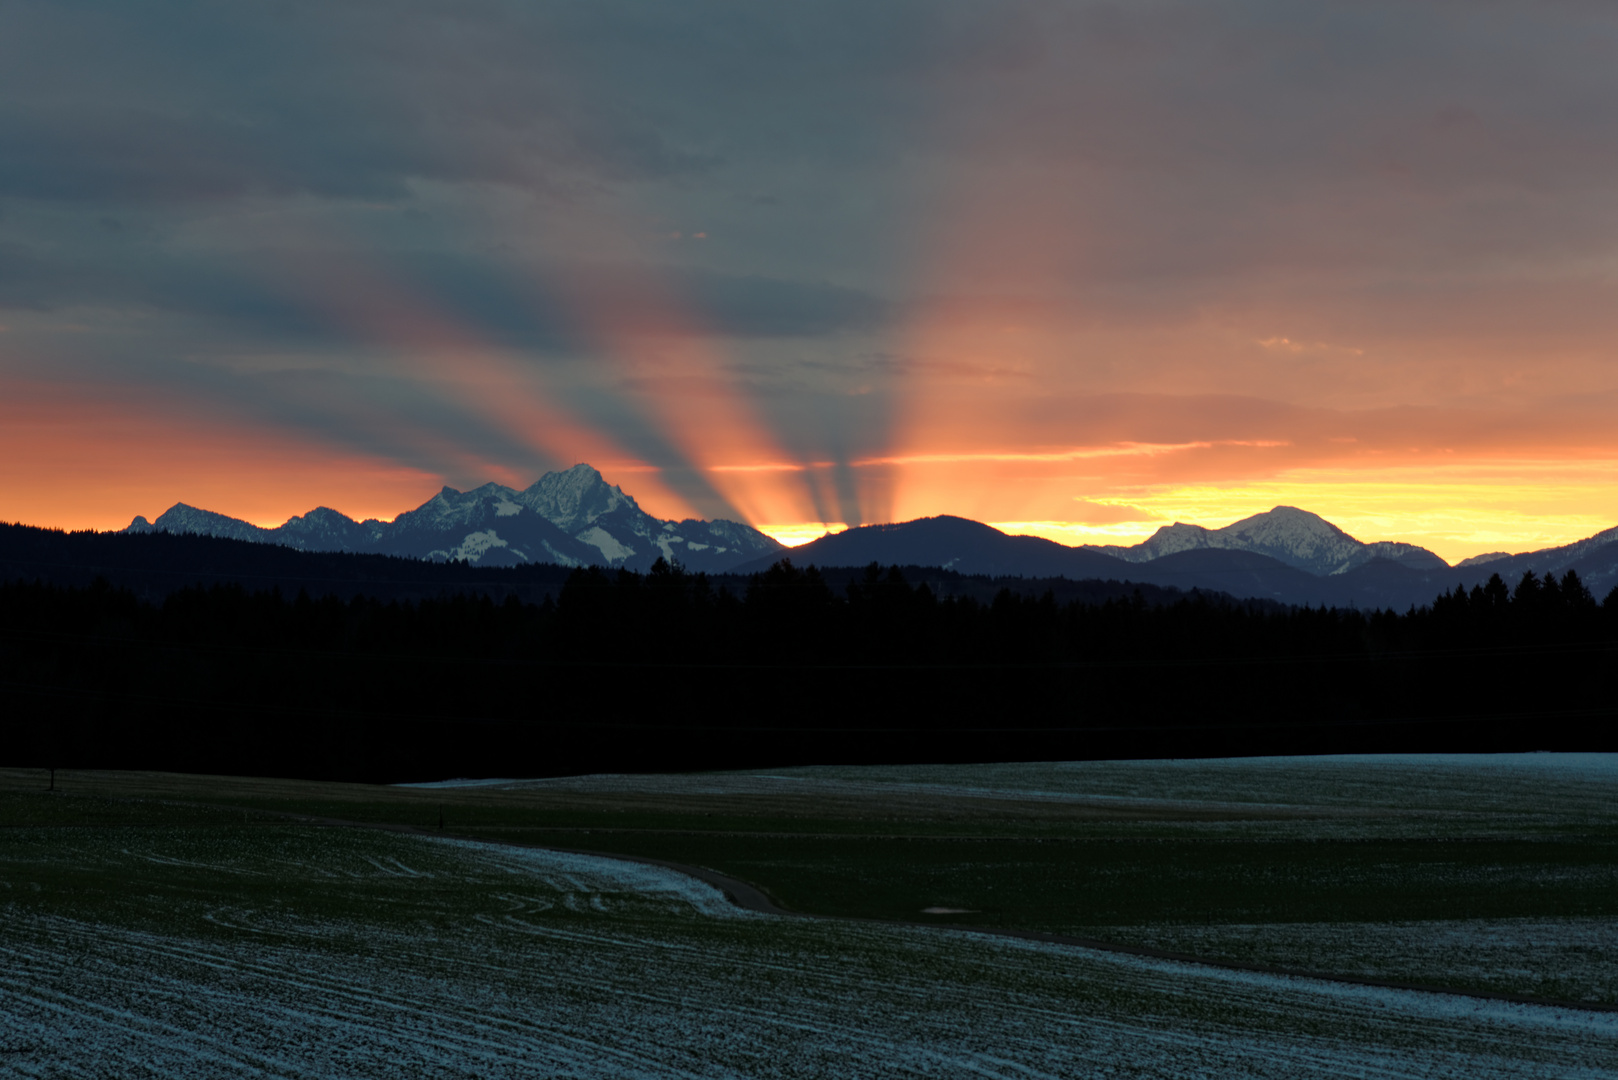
[123,464,783,574]
[731,516,1135,580]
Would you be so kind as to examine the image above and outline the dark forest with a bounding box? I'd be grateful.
[4,555,1614,782]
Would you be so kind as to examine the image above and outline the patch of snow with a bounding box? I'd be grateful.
[431,836,746,918]
[449,530,510,562]
[576,526,633,563]
[493,498,522,517]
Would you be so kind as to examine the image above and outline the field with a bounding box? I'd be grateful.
[3,754,1618,1076]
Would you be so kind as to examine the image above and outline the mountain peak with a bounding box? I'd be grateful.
[520,463,638,534]
[1229,505,1349,536]
[1141,521,1211,544]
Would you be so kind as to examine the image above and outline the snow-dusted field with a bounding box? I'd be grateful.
[4,825,1618,1078]
[450,752,1618,835]
[1109,917,1618,1007]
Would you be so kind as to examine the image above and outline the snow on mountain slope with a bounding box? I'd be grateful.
[380,484,601,567]
[1087,506,1448,576]
[515,465,782,572]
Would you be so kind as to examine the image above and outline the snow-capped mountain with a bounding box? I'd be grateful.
[377,483,603,567]
[124,465,784,573]
[1084,506,1448,577]
[514,466,780,569]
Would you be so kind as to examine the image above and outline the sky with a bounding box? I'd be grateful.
[4,1,1618,562]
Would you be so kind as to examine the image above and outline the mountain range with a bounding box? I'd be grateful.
[124,468,1618,611]
[124,464,784,574]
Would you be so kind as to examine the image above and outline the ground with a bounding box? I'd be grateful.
[3,754,1617,1076]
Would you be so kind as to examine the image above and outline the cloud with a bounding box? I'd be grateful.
[677,270,888,338]
[1068,499,1161,524]
[0,3,726,204]
[1256,337,1364,357]
[0,237,888,348]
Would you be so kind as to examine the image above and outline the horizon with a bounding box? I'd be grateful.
[93,462,1618,566]
[6,5,1618,566]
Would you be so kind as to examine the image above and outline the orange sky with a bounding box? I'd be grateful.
[4,4,1618,565]
[10,373,1616,564]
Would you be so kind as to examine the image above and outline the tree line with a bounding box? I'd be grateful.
[3,559,1612,780]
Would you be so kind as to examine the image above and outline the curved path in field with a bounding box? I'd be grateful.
[531,840,1618,1014]
[268,807,1618,1015]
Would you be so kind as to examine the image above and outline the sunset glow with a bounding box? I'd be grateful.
[756,523,850,548]
[4,3,1617,564]
[725,456,1618,564]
